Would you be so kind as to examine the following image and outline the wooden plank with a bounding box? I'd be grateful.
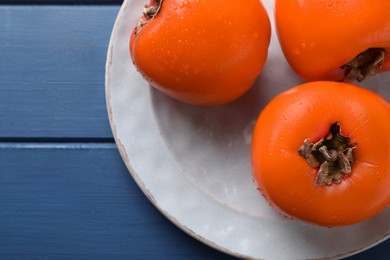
[0,6,119,138]
[0,144,238,259]
[0,144,389,259]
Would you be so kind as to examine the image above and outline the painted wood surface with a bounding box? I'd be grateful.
[1,143,388,260]
[0,3,389,260]
[0,144,237,259]
[0,142,389,259]
[0,6,118,138]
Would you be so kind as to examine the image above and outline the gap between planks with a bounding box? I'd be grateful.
[0,139,117,149]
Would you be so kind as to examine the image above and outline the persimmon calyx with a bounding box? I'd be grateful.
[341,48,386,82]
[134,0,164,35]
[298,122,356,185]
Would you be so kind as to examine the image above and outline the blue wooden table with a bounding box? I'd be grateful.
[0,1,389,259]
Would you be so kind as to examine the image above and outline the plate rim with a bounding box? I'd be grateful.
[104,1,390,259]
[104,1,255,259]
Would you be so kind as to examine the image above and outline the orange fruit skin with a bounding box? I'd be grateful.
[130,0,271,105]
[275,0,390,81]
[251,81,390,227]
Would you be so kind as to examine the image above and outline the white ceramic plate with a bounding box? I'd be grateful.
[105,0,390,259]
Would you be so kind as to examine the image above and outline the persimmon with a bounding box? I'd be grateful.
[275,0,390,82]
[251,81,390,227]
[129,0,271,105]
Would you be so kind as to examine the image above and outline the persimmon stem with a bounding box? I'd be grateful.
[135,0,164,35]
[298,122,356,185]
[341,48,386,82]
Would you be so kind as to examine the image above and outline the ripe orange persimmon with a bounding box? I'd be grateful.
[275,0,390,82]
[130,0,271,105]
[251,81,390,227]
